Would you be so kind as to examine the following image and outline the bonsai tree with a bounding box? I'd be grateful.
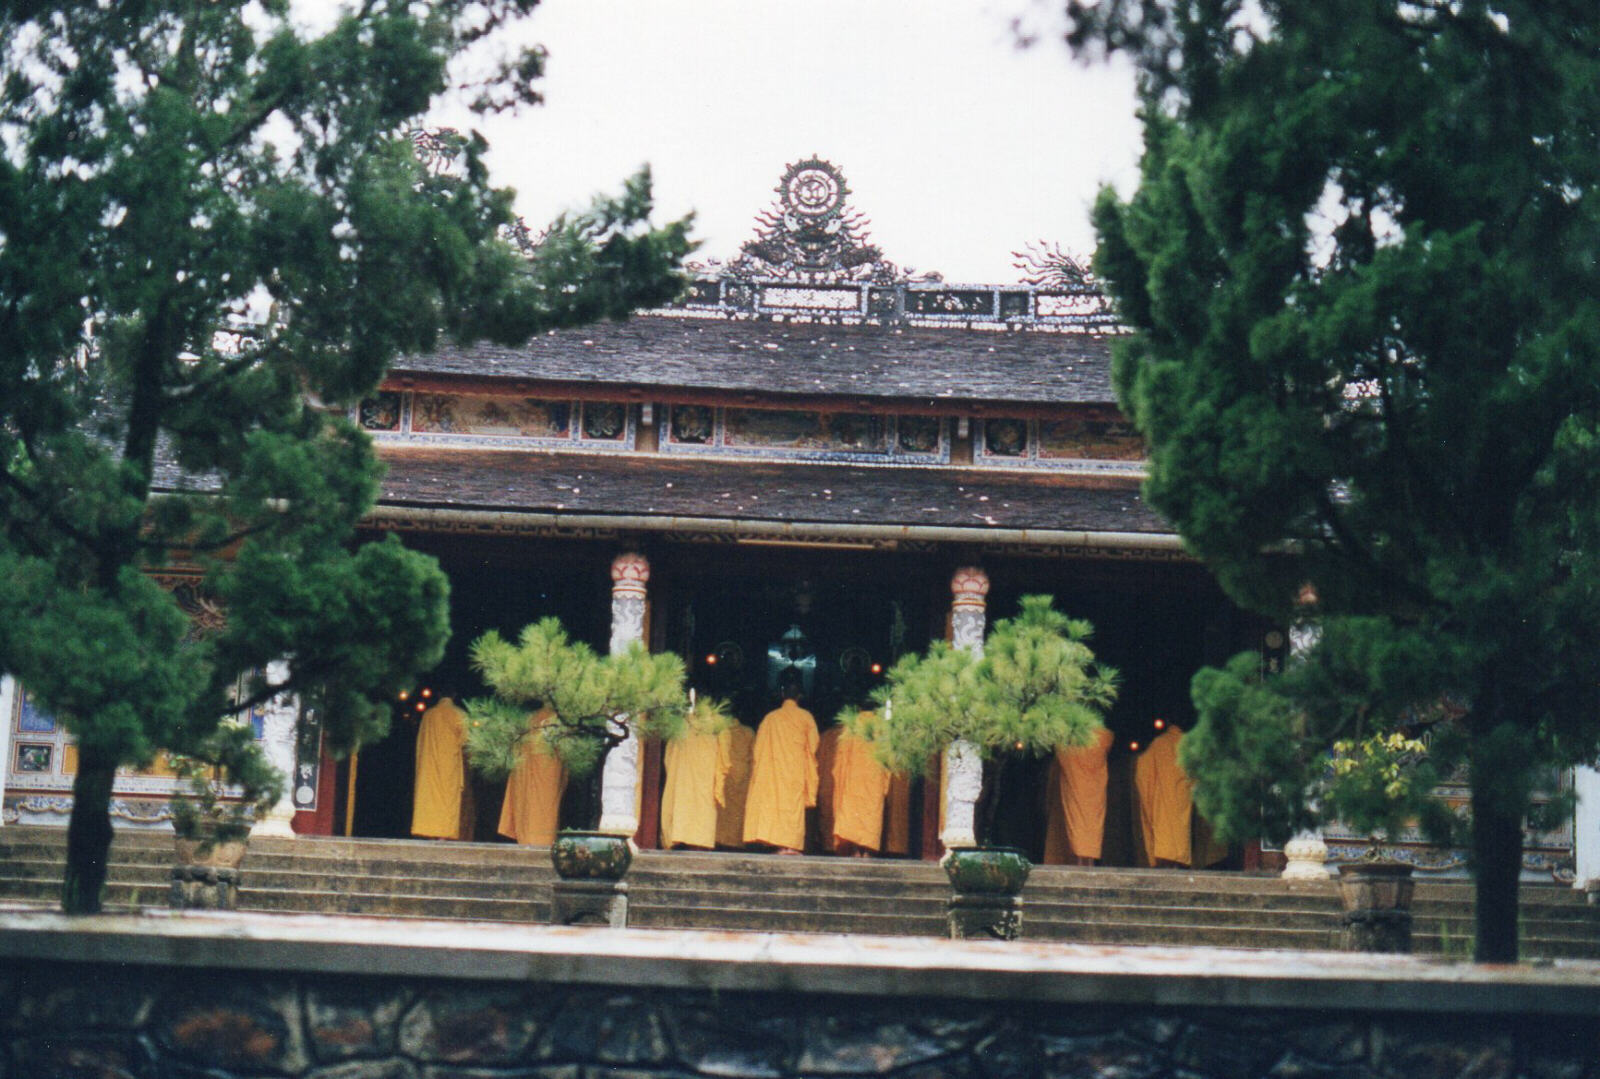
[852,594,1118,847]
[168,723,285,855]
[462,617,694,828]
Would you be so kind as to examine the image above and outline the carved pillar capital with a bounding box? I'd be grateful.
[610,552,650,598]
[950,566,990,611]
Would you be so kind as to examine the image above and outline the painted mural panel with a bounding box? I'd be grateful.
[724,409,887,453]
[1036,415,1144,461]
[412,394,571,438]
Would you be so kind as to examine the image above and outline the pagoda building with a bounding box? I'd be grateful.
[0,160,1586,882]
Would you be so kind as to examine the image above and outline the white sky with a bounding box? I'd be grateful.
[426,0,1144,284]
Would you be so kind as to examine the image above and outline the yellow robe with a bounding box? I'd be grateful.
[831,718,891,852]
[715,723,756,848]
[411,698,465,839]
[742,699,819,850]
[882,771,912,856]
[815,725,842,852]
[1057,725,1114,861]
[661,722,731,850]
[1134,727,1193,866]
[497,711,566,846]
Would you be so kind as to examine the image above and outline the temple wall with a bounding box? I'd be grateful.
[3,911,1596,1077]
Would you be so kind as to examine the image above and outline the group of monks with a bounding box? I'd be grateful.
[410,693,1207,868]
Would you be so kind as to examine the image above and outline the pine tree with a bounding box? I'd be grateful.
[1065,0,1600,960]
[0,1,692,912]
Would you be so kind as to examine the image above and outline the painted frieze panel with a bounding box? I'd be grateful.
[664,405,947,464]
[354,392,637,451]
[975,417,1145,475]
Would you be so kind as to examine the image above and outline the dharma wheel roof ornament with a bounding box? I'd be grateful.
[721,157,920,285]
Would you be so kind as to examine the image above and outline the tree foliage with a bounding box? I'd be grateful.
[1065,0,1600,960]
[464,617,697,799]
[856,595,1117,842]
[0,0,692,911]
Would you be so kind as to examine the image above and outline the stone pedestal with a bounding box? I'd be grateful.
[947,893,1022,941]
[551,879,629,928]
[1340,909,1412,953]
[1281,830,1333,880]
[170,865,241,911]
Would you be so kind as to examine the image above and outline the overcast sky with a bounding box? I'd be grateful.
[426,1,1144,284]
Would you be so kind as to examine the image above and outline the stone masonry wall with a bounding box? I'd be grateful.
[3,961,1595,1079]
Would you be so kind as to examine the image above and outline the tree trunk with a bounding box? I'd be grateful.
[62,754,117,914]
[1468,714,1526,963]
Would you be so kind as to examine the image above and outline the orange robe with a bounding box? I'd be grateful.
[1134,727,1193,866]
[742,698,819,850]
[831,718,891,852]
[815,725,842,852]
[715,723,756,848]
[497,711,566,846]
[882,771,912,855]
[1057,726,1114,861]
[411,698,466,839]
[661,721,731,850]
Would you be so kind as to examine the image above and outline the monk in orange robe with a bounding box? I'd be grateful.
[661,713,732,850]
[831,713,891,856]
[742,693,819,853]
[1057,725,1114,864]
[411,697,466,839]
[882,771,912,856]
[814,724,842,852]
[714,722,755,849]
[497,710,566,846]
[1134,725,1193,867]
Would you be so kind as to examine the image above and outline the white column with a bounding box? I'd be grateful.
[1280,617,1333,879]
[250,660,300,838]
[1574,765,1600,892]
[941,566,989,850]
[598,552,649,836]
[0,675,15,827]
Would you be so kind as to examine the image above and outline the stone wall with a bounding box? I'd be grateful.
[5,960,1596,1079]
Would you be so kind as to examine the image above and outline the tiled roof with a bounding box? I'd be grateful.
[392,315,1115,406]
[376,448,1169,535]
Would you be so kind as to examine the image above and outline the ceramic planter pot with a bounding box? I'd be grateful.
[1336,861,1415,912]
[551,829,633,881]
[173,834,249,870]
[943,846,1031,896]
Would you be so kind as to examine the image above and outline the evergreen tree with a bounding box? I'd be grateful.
[0,1,692,912]
[1065,0,1600,960]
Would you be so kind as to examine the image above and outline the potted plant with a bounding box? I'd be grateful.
[462,617,695,879]
[1322,730,1442,951]
[851,594,1118,895]
[168,724,283,909]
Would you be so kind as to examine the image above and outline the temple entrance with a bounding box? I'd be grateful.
[336,533,609,840]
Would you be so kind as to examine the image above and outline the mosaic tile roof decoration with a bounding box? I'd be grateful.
[671,159,1119,332]
[720,157,908,285]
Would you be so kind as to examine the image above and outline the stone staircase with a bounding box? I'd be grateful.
[2,825,1597,958]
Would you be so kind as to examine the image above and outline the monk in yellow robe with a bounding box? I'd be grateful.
[660,713,732,850]
[714,722,755,849]
[831,713,891,856]
[1134,725,1193,867]
[814,724,842,852]
[1057,725,1114,864]
[411,697,466,839]
[882,771,912,856]
[497,710,566,846]
[742,694,818,853]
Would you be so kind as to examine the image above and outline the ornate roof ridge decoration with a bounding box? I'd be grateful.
[1011,241,1099,293]
[409,127,542,255]
[708,157,928,286]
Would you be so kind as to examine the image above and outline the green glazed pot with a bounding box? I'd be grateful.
[551,830,633,881]
[943,846,1031,895]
